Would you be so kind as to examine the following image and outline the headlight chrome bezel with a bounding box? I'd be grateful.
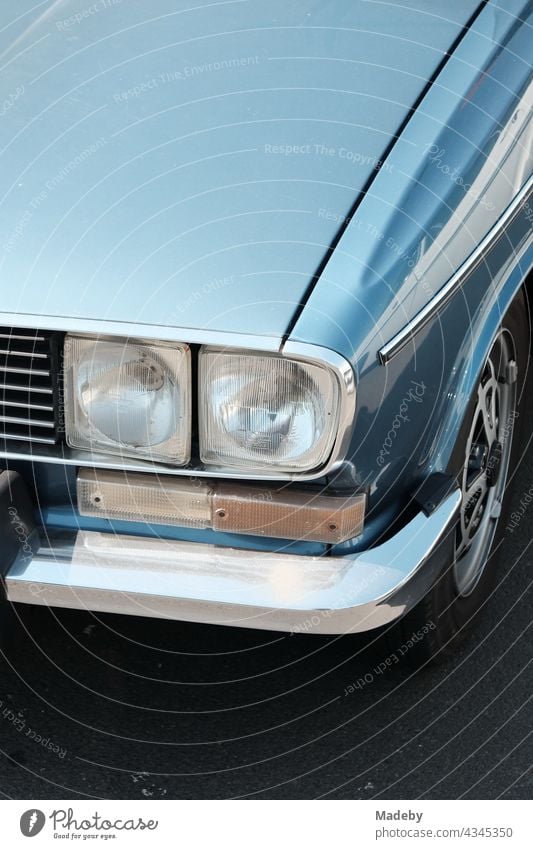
[62,333,356,480]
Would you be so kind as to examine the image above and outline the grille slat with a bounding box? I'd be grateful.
[0,348,49,359]
[2,397,54,411]
[0,326,60,446]
[0,363,51,377]
[0,429,57,445]
[0,333,46,342]
[0,414,56,428]
[0,381,53,395]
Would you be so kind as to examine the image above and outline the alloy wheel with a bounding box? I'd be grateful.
[454,330,517,596]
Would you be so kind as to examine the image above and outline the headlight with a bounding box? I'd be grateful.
[199,348,342,472]
[64,335,191,465]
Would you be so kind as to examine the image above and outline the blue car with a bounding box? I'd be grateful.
[0,0,531,663]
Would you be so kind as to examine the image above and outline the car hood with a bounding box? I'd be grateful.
[0,0,480,340]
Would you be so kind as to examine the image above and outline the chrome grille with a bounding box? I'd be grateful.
[0,328,61,445]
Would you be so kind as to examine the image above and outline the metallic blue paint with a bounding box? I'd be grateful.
[288,0,533,549]
[1,0,532,558]
[1,0,478,337]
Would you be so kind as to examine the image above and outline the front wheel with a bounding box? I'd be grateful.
[392,290,529,665]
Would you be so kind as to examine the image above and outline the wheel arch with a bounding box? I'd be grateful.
[423,239,533,482]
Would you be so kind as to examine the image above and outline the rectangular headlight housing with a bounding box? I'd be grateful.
[64,334,191,465]
[199,348,342,472]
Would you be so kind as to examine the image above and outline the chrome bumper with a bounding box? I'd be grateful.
[5,491,461,634]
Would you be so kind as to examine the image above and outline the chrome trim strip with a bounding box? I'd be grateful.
[5,490,460,634]
[378,174,533,364]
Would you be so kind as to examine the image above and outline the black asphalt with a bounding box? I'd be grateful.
[0,459,531,800]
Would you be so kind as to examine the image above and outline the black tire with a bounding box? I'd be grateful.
[388,289,530,667]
